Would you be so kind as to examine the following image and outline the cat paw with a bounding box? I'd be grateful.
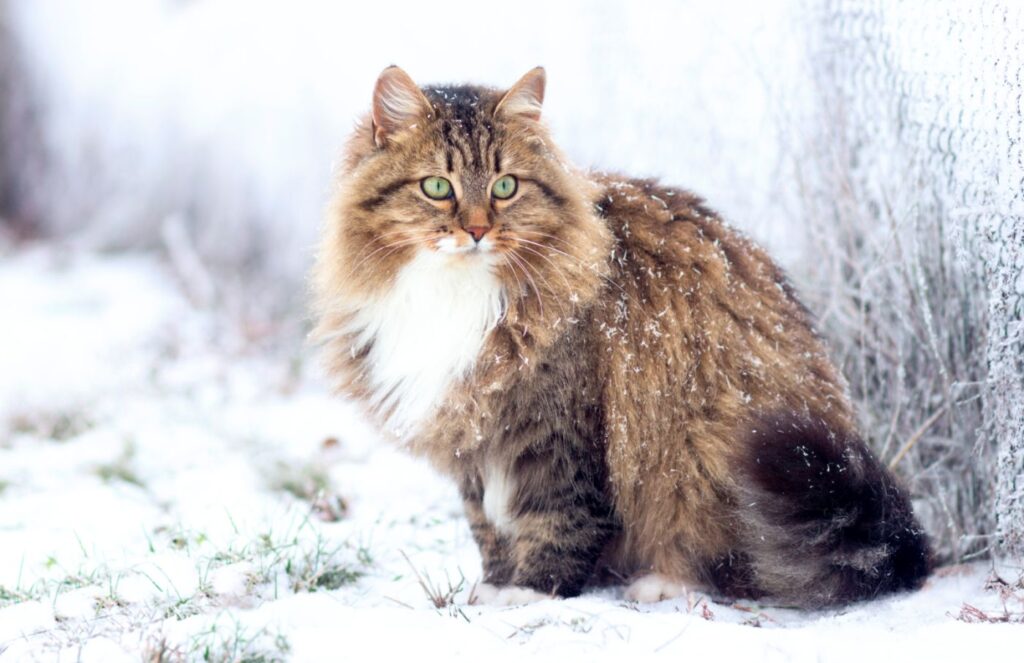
[624,573,689,603]
[468,582,551,606]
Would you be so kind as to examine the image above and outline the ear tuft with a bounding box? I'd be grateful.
[372,66,432,147]
[495,67,546,121]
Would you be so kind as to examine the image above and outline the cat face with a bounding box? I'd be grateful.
[328,67,607,311]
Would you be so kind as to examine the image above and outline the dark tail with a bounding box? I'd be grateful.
[709,415,932,608]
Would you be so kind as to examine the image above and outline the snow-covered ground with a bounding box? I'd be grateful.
[1,247,1022,662]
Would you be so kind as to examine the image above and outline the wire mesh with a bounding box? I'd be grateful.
[796,0,1024,559]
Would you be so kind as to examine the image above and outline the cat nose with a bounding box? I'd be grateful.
[465,225,490,242]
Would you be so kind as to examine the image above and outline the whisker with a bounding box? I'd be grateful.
[509,248,562,303]
[513,235,657,327]
[340,227,418,271]
[505,250,545,319]
[514,243,575,296]
[338,235,433,285]
[516,228,575,250]
[499,253,526,302]
[513,236,578,262]
[511,249,576,321]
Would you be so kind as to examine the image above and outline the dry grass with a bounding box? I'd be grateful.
[953,571,1024,625]
[265,461,349,522]
[399,551,469,621]
[784,11,1015,561]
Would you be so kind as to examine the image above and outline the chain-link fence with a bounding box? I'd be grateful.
[794,0,1023,560]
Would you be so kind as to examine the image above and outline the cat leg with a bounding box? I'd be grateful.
[460,481,514,586]
[462,478,549,605]
[497,436,618,599]
[460,486,549,606]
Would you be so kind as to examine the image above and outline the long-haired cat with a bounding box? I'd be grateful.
[311,66,931,607]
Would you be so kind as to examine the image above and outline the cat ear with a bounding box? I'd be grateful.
[372,66,432,148]
[495,67,546,121]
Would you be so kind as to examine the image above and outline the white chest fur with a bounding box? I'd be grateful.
[348,250,505,437]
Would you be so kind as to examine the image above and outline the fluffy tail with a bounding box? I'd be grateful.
[710,415,932,608]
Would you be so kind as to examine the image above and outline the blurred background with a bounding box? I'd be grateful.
[1,0,1022,563]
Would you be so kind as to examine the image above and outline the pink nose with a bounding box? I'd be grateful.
[466,226,489,242]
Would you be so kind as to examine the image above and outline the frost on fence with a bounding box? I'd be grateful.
[988,203,1024,555]
[796,0,1024,559]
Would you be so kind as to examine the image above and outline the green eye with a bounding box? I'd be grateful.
[492,175,518,200]
[421,176,453,200]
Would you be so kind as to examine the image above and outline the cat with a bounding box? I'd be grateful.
[311,66,932,607]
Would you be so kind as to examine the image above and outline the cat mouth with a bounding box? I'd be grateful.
[435,236,496,255]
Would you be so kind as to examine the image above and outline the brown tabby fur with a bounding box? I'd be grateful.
[311,67,930,606]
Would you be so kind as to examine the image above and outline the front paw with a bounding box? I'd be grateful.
[468,582,552,606]
[624,573,690,603]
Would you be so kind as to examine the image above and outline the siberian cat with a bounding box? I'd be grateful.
[312,66,931,607]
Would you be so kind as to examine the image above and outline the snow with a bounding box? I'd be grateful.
[1,247,1022,661]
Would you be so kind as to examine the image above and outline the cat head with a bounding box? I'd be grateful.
[317,66,611,326]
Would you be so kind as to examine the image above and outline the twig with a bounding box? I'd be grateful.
[654,622,690,652]
[887,404,950,470]
[382,595,414,610]
[161,214,217,307]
